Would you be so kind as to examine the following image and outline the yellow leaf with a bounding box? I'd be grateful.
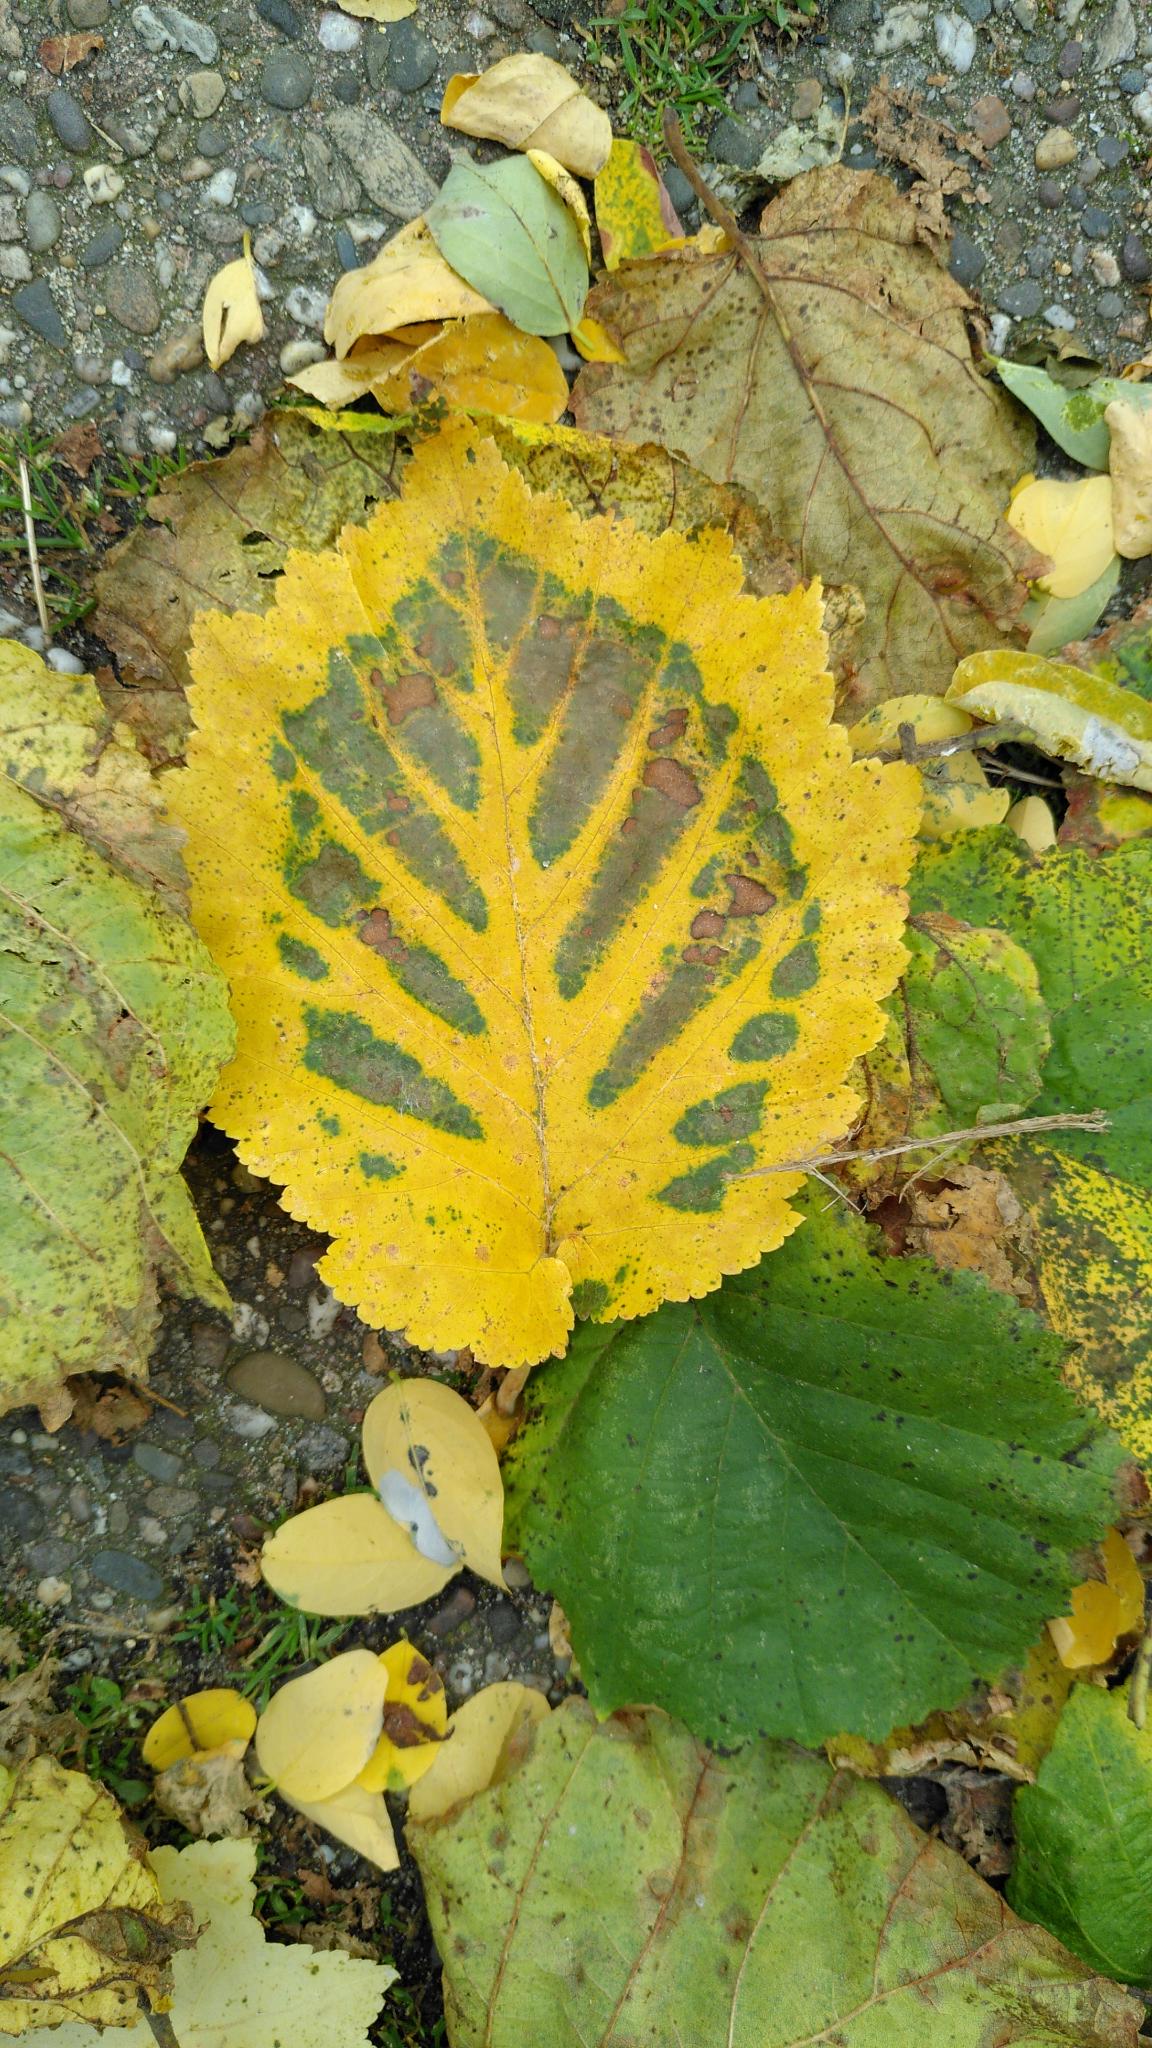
[142,1689,256,1772]
[524,148,592,263]
[288,343,414,410]
[1006,794,1057,852]
[848,693,1008,838]
[335,0,414,16]
[570,314,626,364]
[440,53,611,178]
[261,1490,455,1616]
[1048,1529,1145,1670]
[357,1641,447,1792]
[948,648,1152,793]
[406,1682,551,1823]
[202,233,264,372]
[1106,399,1152,560]
[170,420,919,1366]
[254,1650,386,1802]
[363,1380,505,1588]
[283,1779,400,1872]
[325,220,492,360]
[594,137,685,271]
[372,314,569,425]
[1006,473,1116,598]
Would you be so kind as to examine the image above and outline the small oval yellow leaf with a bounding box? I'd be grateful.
[1007,795,1057,853]
[324,219,492,359]
[357,1640,448,1792]
[363,1380,505,1589]
[570,314,626,365]
[1048,1528,1144,1670]
[441,53,611,177]
[525,148,592,263]
[261,1490,455,1616]
[847,694,1007,839]
[202,233,264,372]
[371,313,570,426]
[255,1649,387,1801]
[142,1689,256,1772]
[1005,474,1115,598]
[407,1681,550,1823]
[284,1778,400,1871]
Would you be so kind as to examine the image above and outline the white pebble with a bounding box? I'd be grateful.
[204,167,237,206]
[987,312,1012,353]
[0,246,31,283]
[282,202,316,240]
[1044,304,1078,329]
[307,1285,341,1339]
[227,1401,278,1440]
[84,163,125,204]
[285,283,329,330]
[0,325,16,362]
[45,646,87,673]
[37,1577,71,1607]
[873,2,929,53]
[1133,88,1152,130]
[110,359,134,387]
[348,216,389,244]
[934,8,977,69]
[147,424,178,453]
[825,48,855,85]
[318,7,361,49]
[0,165,30,196]
[231,1301,270,1346]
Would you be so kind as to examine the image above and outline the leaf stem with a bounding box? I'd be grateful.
[1129,1619,1152,1730]
[735,1107,1110,1179]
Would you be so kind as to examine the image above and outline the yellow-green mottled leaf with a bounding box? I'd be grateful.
[593,137,684,270]
[170,420,918,1367]
[995,357,1152,472]
[949,649,1152,793]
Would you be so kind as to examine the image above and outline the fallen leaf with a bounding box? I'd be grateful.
[293,313,570,425]
[847,691,1009,837]
[325,220,492,359]
[65,1375,153,1442]
[408,1696,1142,2046]
[503,1192,1119,1747]
[828,1633,1072,1782]
[1007,474,1115,599]
[569,312,626,362]
[1022,556,1121,655]
[861,78,980,245]
[255,1651,386,1803]
[425,155,588,338]
[335,0,414,16]
[948,648,1152,792]
[407,1681,550,1824]
[525,147,592,261]
[572,166,1042,710]
[168,420,918,1365]
[202,233,264,372]
[363,1380,504,1587]
[1059,773,1152,853]
[752,105,846,184]
[593,137,683,270]
[143,1689,256,1772]
[1048,1528,1145,1670]
[440,53,611,177]
[356,1642,446,1792]
[152,1743,269,1840]
[0,1657,75,1770]
[1106,399,1152,560]
[38,30,102,71]
[53,420,103,476]
[996,357,1152,471]
[1009,1685,1152,1984]
[261,1489,454,1615]
[285,1779,399,1873]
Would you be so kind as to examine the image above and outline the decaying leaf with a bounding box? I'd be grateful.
[152,1747,267,1841]
[325,220,493,360]
[407,1681,549,1824]
[503,1195,1120,1747]
[255,1651,386,1803]
[425,156,588,337]
[38,30,102,72]
[357,1641,446,1792]
[948,648,1152,792]
[1106,400,1152,560]
[0,662,233,1415]
[847,692,1010,837]
[1009,1685,1152,1986]
[828,1633,1072,1783]
[901,1161,1036,1299]
[440,54,611,177]
[65,1374,152,1442]
[996,357,1152,472]
[409,1697,1142,2047]
[363,1380,504,1586]
[169,420,918,1365]
[860,79,981,244]
[594,137,683,270]
[573,167,1042,710]
[143,1689,256,1772]
[1048,1527,1144,1670]
[1007,474,1115,600]
[0,1754,193,2035]
[293,313,570,425]
[202,234,264,372]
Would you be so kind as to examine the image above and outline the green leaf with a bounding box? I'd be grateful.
[1024,557,1121,655]
[407,1697,1143,2048]
[1009,1685,1152,1986]
[995,357,1152,471]
[0,664,234,1415]
[504,1197,1121,1747]
[425,156,587,337]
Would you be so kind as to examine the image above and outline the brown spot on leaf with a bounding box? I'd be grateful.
[682,943,727,966]
[644,757,701,808]
[648,707,689,751]
[386,792,411,813]
[442,569,464,590]
[380,671,438,726]
[725,873,777,916]
[381,1702,445,1748]
[690,909,727,940]
[358,908,404,958]
[536,614,562,639]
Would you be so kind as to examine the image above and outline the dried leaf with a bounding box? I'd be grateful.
[996,358,1152,472]
[948,648,1152,791]
[335,0,414,16]
[38,30,102,71]
[406,1681,550,1823]
[254,1651,386,1803]
[572,167,1041,710]
[903,1161,1036,1299]
[325,220,492,359]
[202,235,264,372]
[169,420,918,1365]
[425,156,588,338]
[827,1634,1073,1782]
[143,1690,256,1772]
[152,1744,268,1840]
[363,1381,504,1587]
[1106,400,1152,560]
[65,1376,153,1442]
[752,106,846,185]
[594,137,683,270]
[1007,474,1115,599]
[440,53,610,177]
[1048,1529,1144,1670]
[356,1642,446,1792]
[861,78,981,233]
[294,313,570,425]
[261,1490,454,1615]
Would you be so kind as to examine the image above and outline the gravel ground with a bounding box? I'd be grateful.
[0,0,1148,458]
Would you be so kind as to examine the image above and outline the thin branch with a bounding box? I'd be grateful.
[17,454,50,641]
[1130,1620,1152,1730]
[662,109,775,294]
[733,1108,1109,1181]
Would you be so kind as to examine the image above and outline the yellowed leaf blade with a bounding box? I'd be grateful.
[948,648,1152,792]
[525,148,592,263]
[202,236,264,371]
[1006,473,1115,598]
[357,1641,447,1791]
[366,312,570,424]
[254,1650,386,1802]
[325,219,492,359]
[1048,1529,1145,1670]
[441,53,611,177]
[363,1380,505,1588]
[143,1689,256,1771]
[848,692,1009,838]
[170,419,919,1366]
[284,1778,400,1871]
[1106,399,1152,559]
[594,137,685,271]
[261,1491,455,1615]
[406,1681,551,1823]
[336,0,414,17]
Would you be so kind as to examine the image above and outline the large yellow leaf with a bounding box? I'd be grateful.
[172,421,919,1366]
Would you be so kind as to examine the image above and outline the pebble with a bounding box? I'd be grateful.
[47,86,95,153]
[12,278,67,348]
[874,3,930,54]
[68,0,110,20]
[334,225,357,269]
[261,50,315,108]
[1097,135,1129,165]
[24,190,62,251]
[227,1401,278,1439]
[1119,67,1146,93]
[1042,94,1080,122]
[1057,37,1083,73]
[1092,0,1137,70]
[318,7,360,49]
[997,277,1045,316]
[1098,291,1126,319]
[102,262,162,335]
[295,1423,348,1472]
[1081,207,1112,238]
[948,227,986,284]
[1089,247,1121,286]
[709,113,762,170]
[331,67,360,102]
[427,1585,478,1635]
[464,9,497,34]
[89,1549,165,1601]
[255,0,302,34]
[144,318,200,372]
[227,1348,327,1419]
[205,167,238,205]
[968,93,1010,144]
[1133,89,1152,131]
[197,122,229,158]
[1034,127,1078,169]
[524,25,560,55]
[0,246,31,283]
[280,335,327,373]
[301,131,361,218]
[661,164,697,226]
[0,168,30,198]
[84,163,125,204]
[0,99,38,164]
[325,107,437,216]
[1009,70,1036,98]
[132,1441,185,1483]
[0,396,32,428]
[180,68,226,118]
[791,76,824,118]
[935,8,977,69]
[1121,230,1152,281]
[37,1576,71,1607]
[81,222,125,265]
[131,1,218,61]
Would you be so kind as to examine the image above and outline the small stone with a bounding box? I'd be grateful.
[0,245,31,283]
[301,131,360,217]
[24,190,62,251]
[334,225,358,269]
[37,1576,71,1607]
[464,9,496,34]
[12,278,67,349]
[959,0,990,17]
[80,222,124,266]
[1098,291,1126,319]
[103,262,162,335]
[227,1348,327,1419]
[1067,183,1088,210]
[1034,127,1078,169]
[241,201,276,229]
[146,1484,199,1519]
[90,1549,165,1601]
[295,1423,348,1472]
[1133,90,1152,132]
[205,167,237,205]
[84,163,125,204]
[1092,0,1137,70]
[525,25,560,56]
[1097,134,1129,166]
[180,68,226,118]
[948,227,986,285]
[1081,207,1112,238]
[260,50,314,109]
[490,0,527,23]
[331,67,360,102]
[0,99,38,164]
[0,396,31,428]
[1009,70,1036,99]
[256,0,302,33]
[935,8,977,69]
[131,2,218,60]
[968,93,1010,144]
[371,19,438,92]
[318,6,360,49]
[1079,153,1104,188]
[791,76,823,119]
[103,97,166,159]
[1119,67,1146,92]
[1089,247,1121,286]
[997,277,1045,317]
[502,1556,532,1590]
[68,0,110,21]
[1024,239,1053,275]
[0,169,30,198]
[279,335,327,373]
[196,122,229,158]
[48,86,95,152]
[1043,94,1080,122]
[873,3,929,54]
[1057,38,1083,73]
[1121,230,1152,281]
[282,282,327,329]
[325,107,437,217]
[133,1441,185,1482]
[709,113,761,170]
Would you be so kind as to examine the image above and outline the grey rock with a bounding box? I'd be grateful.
[68,0,110,20]
[1132,87,1152,132]
[1057,36,1083,71]
[661,163,698,225]
[948,227,986,285]
[24,190,62,252]
[1067,183,1088,210]
[302,131,361,218]
[0,194,18,240]
[131,2,218,60]
[48,87,95,153]
[196,121,229,158]
[1097,134,1129,165]
[90,1549,165,1601]
[1042,94,1080,122]
[284,283,329,328]
[997,278,1044,316]
[146,1485,200,1519]
[332,69,360,103]
[81,223,124,267]
[239,200,276,227]
[132,1441,185,1482]
[525,25,561,55]
[192,1437,222,1468]
[0,246,32,284]
[1119,67,1146,92]
[1093,0,1137,69]
[960,0,991,16]
[0,1488,44,1539]
[325,107,436,217]
[103,98,167,159]
[1097,291,1126,318]
[260,50,315,109]
[254,118,294,165]
[180,68,226,119]
[27,1538,78,1575]
[227,1348,327,1419]
[1024,240,1053,275]
[1121,230,1152,281]
[12,279,67,349]
[295,1423,348,1472]
[103,263,162,335]
[0,98,37,164]
[334,225,358,269]
[1081,207,1112,238]
[1079,152,1104,187]
[256,0,303,35]
[0,399,31,432]
[709,113,761,170]
[371,18,438,92]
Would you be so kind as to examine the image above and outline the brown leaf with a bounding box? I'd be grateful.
[902,1163,1037,1301]
[67,1374,153,1442]
[152,1747,270,1839]
[38,29,102,71]
[572,166,1042,711]
[861,78,984,246]
[54,420,103,476]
